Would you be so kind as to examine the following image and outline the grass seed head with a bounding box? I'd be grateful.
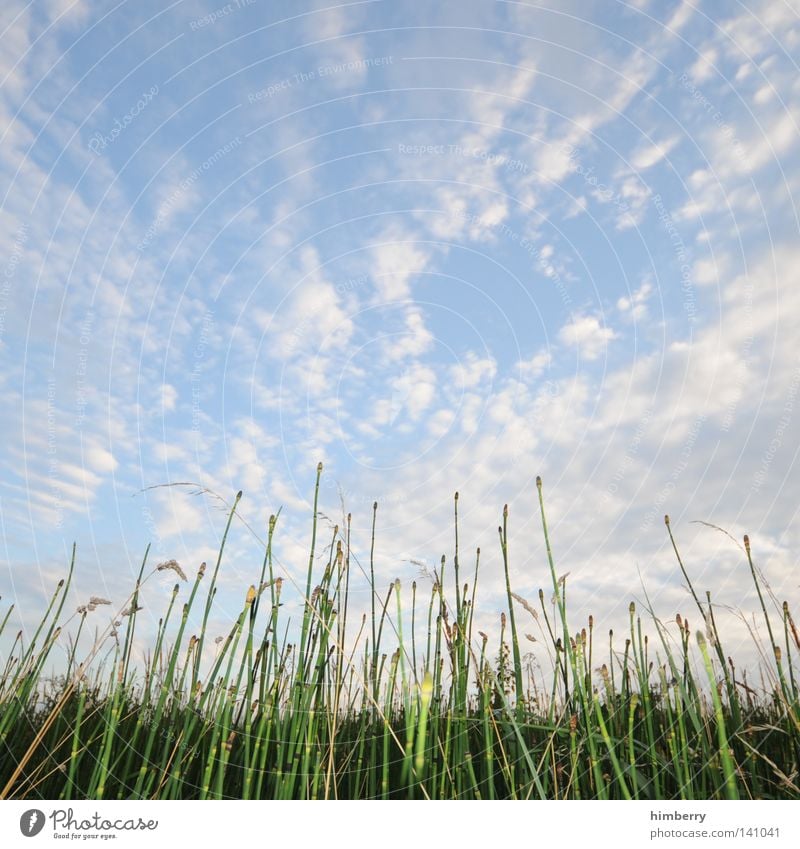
[157,559,187,581]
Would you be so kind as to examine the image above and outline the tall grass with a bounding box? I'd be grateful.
[1,469,798,800]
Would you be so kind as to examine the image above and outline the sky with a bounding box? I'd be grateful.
[1,0,799,676]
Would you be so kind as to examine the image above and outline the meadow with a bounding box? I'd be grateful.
[1,467,798,800]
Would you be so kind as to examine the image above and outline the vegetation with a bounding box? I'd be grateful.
[1,467,798,800]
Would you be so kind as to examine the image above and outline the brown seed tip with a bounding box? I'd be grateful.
[316,462,323,473]
[503,503,508,517]
[536,476,542,488]
[774,645,782,662]
[743,534,750,554]
[236,490,243,500]
[629,601,636,614]
[664,514,670,525]
[246,585,256,605]
[454,491,459,501]
[373,501,378,510]
[588,615,594,628]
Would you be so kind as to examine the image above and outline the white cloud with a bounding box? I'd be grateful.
[688,46,718,84]
[85,443,118,474]
[558,314,617,360]
[617,281,653,320]
[630,135,680,170]
[370,236,430,302]
[450,352,497,389]
[161,383,178,412]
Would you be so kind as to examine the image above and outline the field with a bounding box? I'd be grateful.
[1,468,798,800]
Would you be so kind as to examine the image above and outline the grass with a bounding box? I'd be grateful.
[0,467,798,800]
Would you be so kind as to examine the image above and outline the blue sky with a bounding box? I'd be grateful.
[1,0,799,670]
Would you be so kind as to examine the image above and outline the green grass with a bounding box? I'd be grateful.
[1,468,798,800]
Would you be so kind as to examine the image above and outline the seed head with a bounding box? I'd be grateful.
[157,559,187,581]
[89,597,111,606]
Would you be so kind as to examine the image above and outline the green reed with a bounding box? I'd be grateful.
[1,469,798,800]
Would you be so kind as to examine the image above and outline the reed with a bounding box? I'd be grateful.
[0,473,797,800]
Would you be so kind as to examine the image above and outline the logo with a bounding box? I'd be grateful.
[20,810,45,837]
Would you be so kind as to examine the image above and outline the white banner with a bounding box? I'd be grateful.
[1,800,796,848]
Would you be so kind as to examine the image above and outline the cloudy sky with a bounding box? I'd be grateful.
[1,0,799,671]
